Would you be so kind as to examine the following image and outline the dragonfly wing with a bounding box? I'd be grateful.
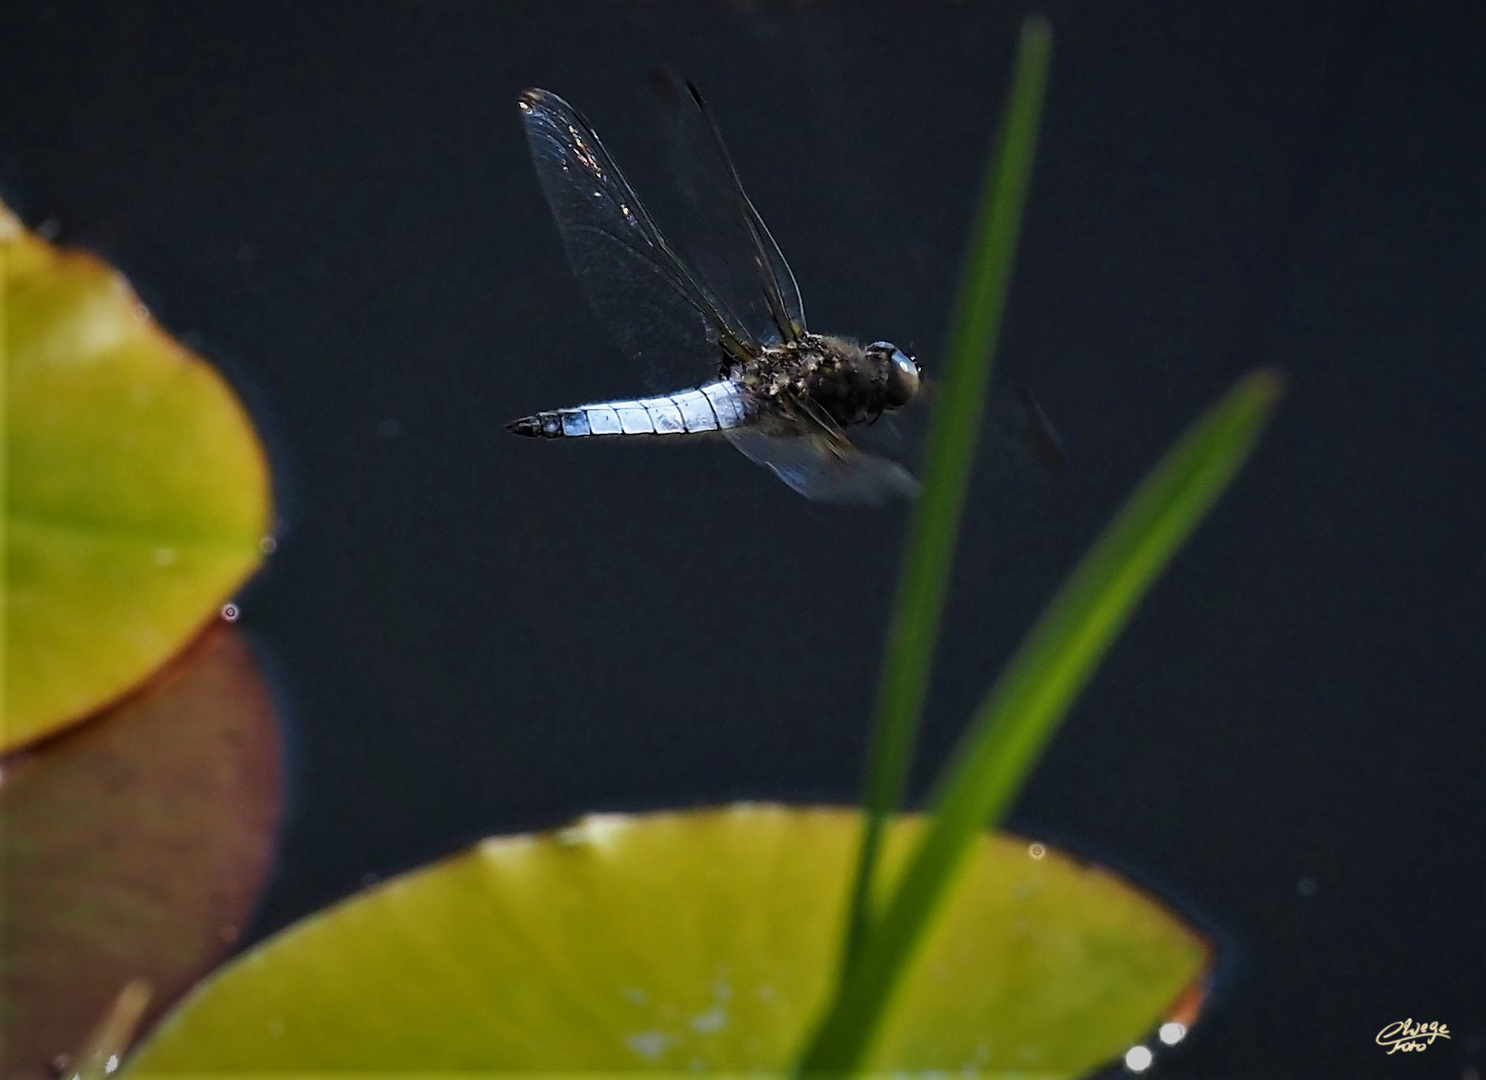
[649,73,807,346]
[726,427,919,503]
[519,89,758,382]
[725,395,918,504]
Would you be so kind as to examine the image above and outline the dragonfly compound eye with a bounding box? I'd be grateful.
[875,343,920,409]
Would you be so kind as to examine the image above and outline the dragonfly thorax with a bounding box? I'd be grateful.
[783,334,922,428]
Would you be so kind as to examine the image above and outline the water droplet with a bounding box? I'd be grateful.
[259,535,278,555]
[221,603,240,622]
[153,547,178,567]
[1028,842,1046,859]
[38,217,60,240]
[1297,876,1318,897]
[1124,1044,1153,1072]
[622,1031,672,1061]
[688,1006,726,1033]
[133,303,150,321]
[557,814,625,846]
[1159,1021,1188,1045]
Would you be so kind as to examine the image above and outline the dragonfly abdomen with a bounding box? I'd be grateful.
[509,381,756,439]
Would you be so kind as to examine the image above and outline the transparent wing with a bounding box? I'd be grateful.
[650,74,807,347]
[726,405,919,505]
[519,88,758,381]
[845,377,1069,483]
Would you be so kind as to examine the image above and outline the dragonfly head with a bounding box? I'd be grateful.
[867,341,922,410]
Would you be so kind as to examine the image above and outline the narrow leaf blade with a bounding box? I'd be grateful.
[843,12,1053,972]
[802,368,1285,1070]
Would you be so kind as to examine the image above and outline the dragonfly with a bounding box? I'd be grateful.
[508,82,924,503]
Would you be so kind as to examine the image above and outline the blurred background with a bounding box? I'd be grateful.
[4,2,1482,1076]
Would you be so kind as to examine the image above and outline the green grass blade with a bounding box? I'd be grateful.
[800,367,1286,1071]
[841,13,1053,973]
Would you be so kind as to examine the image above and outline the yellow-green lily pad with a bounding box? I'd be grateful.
[129,805,1210,1076]
[2,202,272,749]
[0,626,282,1080]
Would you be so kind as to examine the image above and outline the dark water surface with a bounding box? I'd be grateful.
[5,2,1483,1076]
